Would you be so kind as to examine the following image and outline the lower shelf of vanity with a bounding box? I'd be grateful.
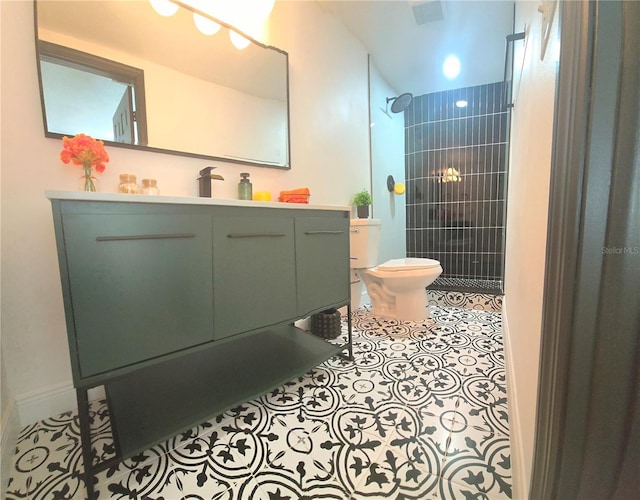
[104,324,344,459]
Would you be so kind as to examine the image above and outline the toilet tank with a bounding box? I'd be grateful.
[350,219,382,269]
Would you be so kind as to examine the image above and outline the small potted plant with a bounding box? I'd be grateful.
[353,189,372,219]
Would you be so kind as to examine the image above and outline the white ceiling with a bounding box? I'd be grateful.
[320,0,515,97]
[37,1,515,102]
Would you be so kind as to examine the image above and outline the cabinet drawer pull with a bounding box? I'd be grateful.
[96,233,196,242]
[304,231,344,235]
[227,233,286,238]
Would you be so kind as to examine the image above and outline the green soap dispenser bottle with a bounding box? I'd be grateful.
[238,172,252,200]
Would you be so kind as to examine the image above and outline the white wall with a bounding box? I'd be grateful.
[369,61,406,263]
[145,68,287,164]
[503,2,559,498]
[0,0,16,481]
[0,0,370,446]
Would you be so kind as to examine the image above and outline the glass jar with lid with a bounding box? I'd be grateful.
[141,178,160,195]
[118,174,139,194]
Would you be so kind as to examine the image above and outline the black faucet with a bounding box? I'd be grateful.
[197,166,224,197]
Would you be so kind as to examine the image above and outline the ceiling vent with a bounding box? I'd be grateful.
[410,0,445,25]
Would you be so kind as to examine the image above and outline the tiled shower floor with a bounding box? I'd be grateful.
[430,278,504,295]
[7,306,511,499]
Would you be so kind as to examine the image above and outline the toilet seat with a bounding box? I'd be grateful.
[377,258,440,272]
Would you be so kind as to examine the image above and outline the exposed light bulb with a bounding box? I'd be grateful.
[229,30,251,50]
[253,0,275,21]
[149,0,179,17]
[443,55,461,79]
[193,13,221,35]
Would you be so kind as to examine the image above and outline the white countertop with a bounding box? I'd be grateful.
[45,191,351,212]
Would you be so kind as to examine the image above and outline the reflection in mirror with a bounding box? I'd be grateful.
[39,40,148,146]
[35,0,290,169]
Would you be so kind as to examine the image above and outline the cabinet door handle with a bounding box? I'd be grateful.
[304,231,344,235]
[227,233,286,238]
[96,233,196,242]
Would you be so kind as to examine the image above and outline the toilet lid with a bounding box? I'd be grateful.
[378,258,441,271]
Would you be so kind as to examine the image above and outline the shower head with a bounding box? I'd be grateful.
[386,93,413,113]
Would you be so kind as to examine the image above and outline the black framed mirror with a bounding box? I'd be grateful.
[34,0,290,169]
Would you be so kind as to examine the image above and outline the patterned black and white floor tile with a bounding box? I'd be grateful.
[7,305,511,499]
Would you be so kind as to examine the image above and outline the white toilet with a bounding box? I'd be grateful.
[350,219,443,322]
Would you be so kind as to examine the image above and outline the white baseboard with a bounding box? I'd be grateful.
[502,297,528,500]
[1,399,19,498]
[16,381,105,428]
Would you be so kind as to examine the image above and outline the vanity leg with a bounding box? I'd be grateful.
[346,303,354,360]
[76,388,97,500]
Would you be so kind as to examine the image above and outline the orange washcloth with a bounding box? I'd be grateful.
[279,188,310,203]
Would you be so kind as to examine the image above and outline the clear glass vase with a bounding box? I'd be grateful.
[81,165,97,192]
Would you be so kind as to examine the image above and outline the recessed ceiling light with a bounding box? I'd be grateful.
[443,55,461,79]
[455,100,468,108]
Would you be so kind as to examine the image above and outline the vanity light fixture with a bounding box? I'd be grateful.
[149,0,179,16]
[193,13,221,36]
[229,31,251,50]
[149,0,275,49]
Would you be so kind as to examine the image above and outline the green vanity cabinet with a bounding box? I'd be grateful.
[295,216,350,316]
[61,212,214,379]
[212,215,297,339]
[47,193,352,499]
